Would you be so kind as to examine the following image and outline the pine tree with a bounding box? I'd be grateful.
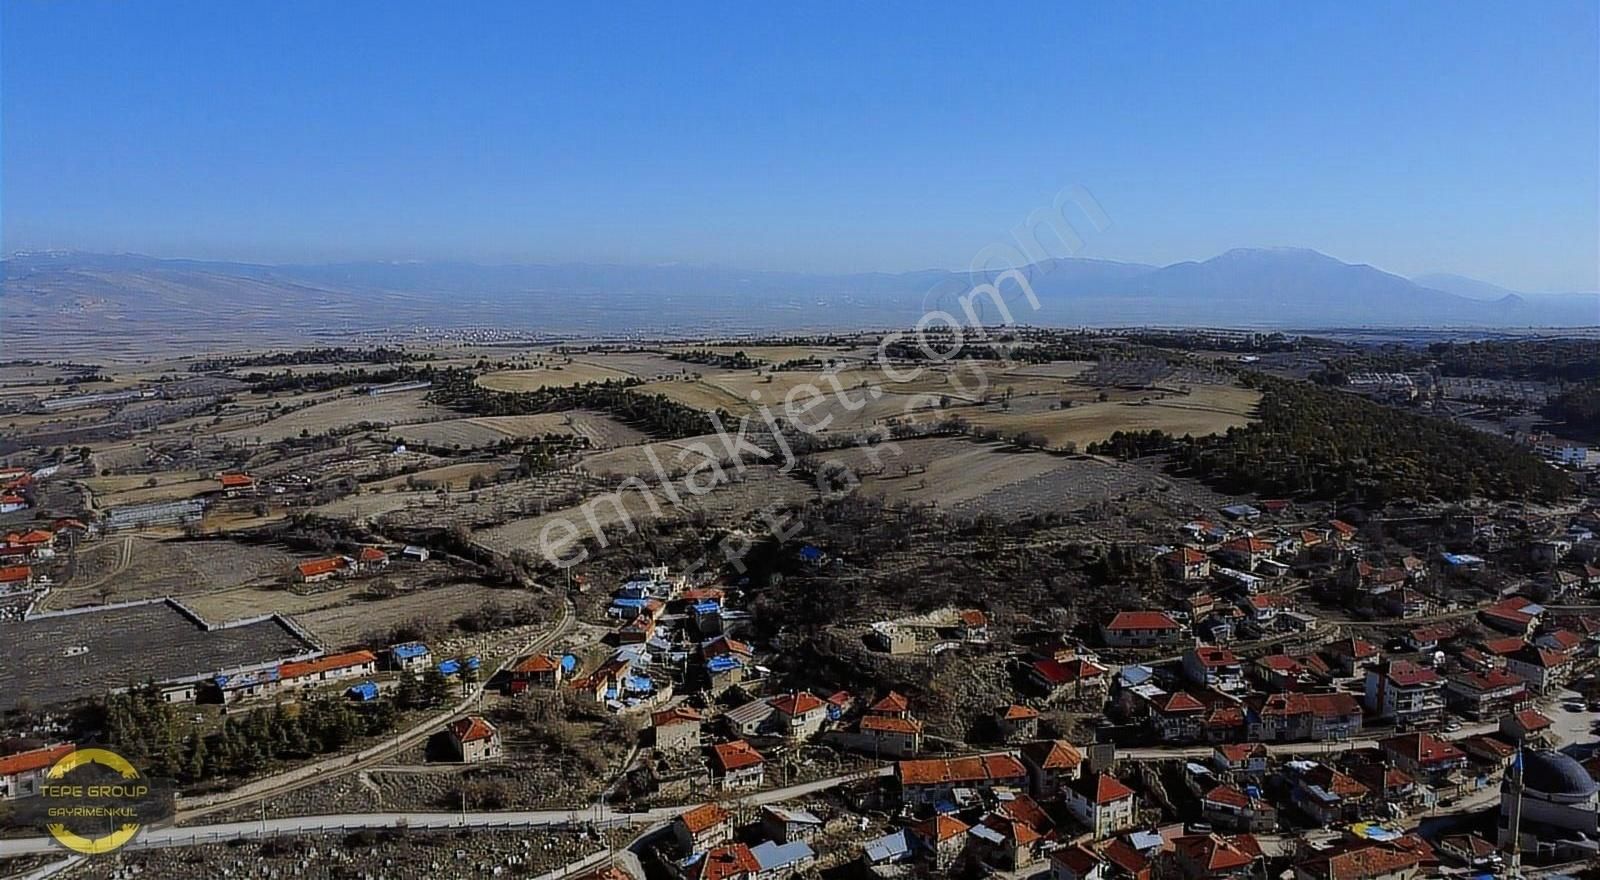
[421,666,450,708]
[396,667,420,710]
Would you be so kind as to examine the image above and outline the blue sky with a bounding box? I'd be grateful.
[3,1,1597,291]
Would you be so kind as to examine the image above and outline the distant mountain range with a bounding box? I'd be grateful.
[1,248,1595,354]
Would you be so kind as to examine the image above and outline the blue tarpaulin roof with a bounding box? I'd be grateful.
[611,597,648,608]
[706,655,744,673]
[346,681,379,701]
[390,642,428,660]
[437,659,460,676]
[692,600,721,614]
[561,654,578,671]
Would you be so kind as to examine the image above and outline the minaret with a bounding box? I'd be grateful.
[1504,747,1524,880]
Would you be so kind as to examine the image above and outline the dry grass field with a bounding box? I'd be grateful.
[474,361,633,391]
[817,436,1206,517]
[473,466,813,555]
[958,384,1261,449]
[45,537,301,608]
[217,390,450,443]
[83,471,217,508]
[288,581,520,646]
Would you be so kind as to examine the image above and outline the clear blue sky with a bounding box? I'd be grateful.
[4,1,1597,291]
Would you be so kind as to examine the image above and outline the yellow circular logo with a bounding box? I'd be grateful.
[44,748,144,854]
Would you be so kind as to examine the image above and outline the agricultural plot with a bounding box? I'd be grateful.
[288,581,522,647]
[473,465,813,556]
[474,361,633,391]
[47,537,301,608]
[82,471,217,508]
[957,384,1260,449]
[217,390,450,443]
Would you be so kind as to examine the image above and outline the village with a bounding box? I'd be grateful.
[1,336,1599,880]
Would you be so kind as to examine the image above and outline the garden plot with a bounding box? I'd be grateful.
[474,361,633,391]
[386,411,647,450]
[957,384,1260,449]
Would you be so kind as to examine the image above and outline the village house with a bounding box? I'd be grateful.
[1151,691,1208,742]
[870,622,917,654]
[995,704,1041,742]
[445,715,500,763]
[1444,668,1528,719]
[768,692,827,740]
[683,844,758,880]
[749,840,815,878]
[1101,611,1186,648]
[1020,739,1084,798]
[1064,773,1138,838]
[386,642,431,672]
[217,472,256,497]
[508,653,566,691]
[1052,844,1107,880]
[969,812,1048,872]
[1031,656,1110,703]
[831,714,923,759]
[761,805,824,844]
[1213,535,1275,572]
[1183,647,1247,694]
[673,802,733,853]
[1480,596,1542,636]
[1499,708,1554,744]
[1504,644,1574,694]
[653,706,705,754]
[1292,838,1428,880]
[278,650,378,690]
[1211,743,1269,778]
[356,546,389,572]
[1251,692,1363,742]
[1379,733,1467,788]
[0,565,33,592]
[1159,546,1212,581]
[2,529,54,561]
[1172,833,1264,880]
[909,814,969,871]
[292,556,351,584]
[1199,784,1276,832]
[958,608,990,641]
[710,740,766,790]
[1290,763,1370,826]
[1364,660,1444,730]
[895,753,1029,807]
[0,744,74,799]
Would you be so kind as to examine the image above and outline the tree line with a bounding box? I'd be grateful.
[1089,376,1571,503]
[426,368,723,439]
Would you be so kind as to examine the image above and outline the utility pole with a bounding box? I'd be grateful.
[1506,748,1524,880]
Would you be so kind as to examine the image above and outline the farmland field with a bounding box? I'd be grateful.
[475,361,633,391]
[288,581,525,647]
[216,390,451,443]
[45,537,301,608]
[957,384,1260,449]
[83,471,217,508]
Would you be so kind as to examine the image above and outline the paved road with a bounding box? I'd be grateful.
[1,769,886,858]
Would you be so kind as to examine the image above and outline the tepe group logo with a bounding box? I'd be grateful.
[21,748,174,855]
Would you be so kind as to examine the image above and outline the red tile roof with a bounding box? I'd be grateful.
[770,692,824,717]
[0,565,31,584]
[357,546,388,563]
[897,753,1027,786]
[869,691,910,714]
[912,814,970,843]
[218,473,255,487]
[1202,784,1253,809]
[3,529,53,546]
[1384,660,1442,687]
[859,715,923,735]
[1380,733,1465,766]
[677,802,730,834]
[1176,833,1261,873]
[1157,691,1207,714]
[295,556,347,578]
[1021,739,1083,770]
[1000,703,1040,720]
[688,844,758,880]
[652,706,703,727]
[1032,657,1107,685]
[1105,610,1182,631]
[279,650,376,680]
[959,609,988,627]
[1052,843,1103,876]
[711,740,765,772]
[1510,709,1552,731]
[0,744,74,778]
[1296,841,1423,880]
[1071,772,1135,805]
[448,715,497,743]
[513,654,559,674]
